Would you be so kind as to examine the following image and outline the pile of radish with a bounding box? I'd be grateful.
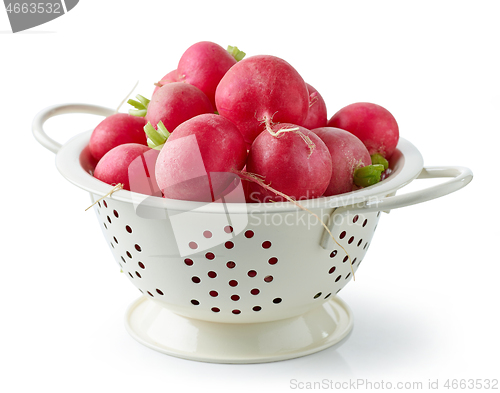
[89,41,399,203]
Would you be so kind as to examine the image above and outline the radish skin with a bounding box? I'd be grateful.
[302,83,328,130]
[94,143,160,195]
[146,82,213,132]
[245,123,332,202]
[215,55,310,146]
[327,102,399,159]
[89,113,147,162]
[155,114,247,202]
[177,41,238,108]
[152,69,180,97]
[311,127,371,196]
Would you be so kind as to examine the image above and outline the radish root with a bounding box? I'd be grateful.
[115,80,139,113]
[85,183,124,211]
[309,91,318,108]
[262,116,316,158]
[235,170,355,280]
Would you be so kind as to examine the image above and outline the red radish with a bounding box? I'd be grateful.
[311,127,371,196]
[215,55,310,146]
[146,82,214,131]
[302,83,328,129]
[155,114,247,202]
[94,143,160,195]
[177,41,244,108]
[88,113,147,162]
[152,69,180,97]
[327,102,399,159]
[245,123,332,202]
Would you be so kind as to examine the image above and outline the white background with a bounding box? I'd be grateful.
[1,1,499,392]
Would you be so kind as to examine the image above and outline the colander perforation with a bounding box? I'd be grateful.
[93,195,381,322]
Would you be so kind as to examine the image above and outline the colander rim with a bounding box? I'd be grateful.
[56,130,424,213]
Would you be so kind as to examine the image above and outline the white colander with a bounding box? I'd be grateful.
[33,104,473,363]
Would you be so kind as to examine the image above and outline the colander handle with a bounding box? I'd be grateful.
[362,166,473,212]
[32,104,116,154]
[321,165,473,249]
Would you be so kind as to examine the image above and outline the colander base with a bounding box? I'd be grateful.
[124,295,353,364]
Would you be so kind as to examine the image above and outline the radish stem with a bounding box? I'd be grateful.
[227,45,246,61]
[127,94,150,117]
[136,95,150,108]
[144,121,170,150]
[353,164,385,187]
[371,153,389,170]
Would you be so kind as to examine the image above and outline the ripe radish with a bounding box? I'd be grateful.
[302,83,327,130]
[177,41,245,108]
[152,69,180,97]
[94,143,160,195]
[245,123,332,202]
[327,102,399,159]
[88,113,147,162]
[146,82,214,132]
[215,55,310,146]
[155,114,247,202]
[311,127,372,196]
